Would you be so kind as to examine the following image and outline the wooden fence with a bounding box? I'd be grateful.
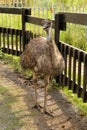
[55,13,87,102]
[0,7,87,102]
[0,7,32,55]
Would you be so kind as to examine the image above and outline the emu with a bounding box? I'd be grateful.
[20,19,65,115]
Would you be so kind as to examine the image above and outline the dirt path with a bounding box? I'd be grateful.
[0,60,87,130]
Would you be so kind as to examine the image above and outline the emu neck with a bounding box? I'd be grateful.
[46,27,52,42]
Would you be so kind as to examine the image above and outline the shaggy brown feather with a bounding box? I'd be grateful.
[20,20,65,114]
[20,36,65,76]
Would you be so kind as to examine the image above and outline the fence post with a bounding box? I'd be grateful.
[83,54,87,102]
[55,14,60,46]
[22,8,31,51]
[22,8,26,51]
[55,13,66,45]
[55,13,60,83]
[55,13,66,84]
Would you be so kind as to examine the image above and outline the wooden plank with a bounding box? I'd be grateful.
[7,28,10,54]
[61,44,65,85]
[0,7,31,15]
[15,30,18,56]
[26,15,66,31]
[0,7,22,14]
[59,43,63,84]
[83,54,87,102]
[3,28,5,49]
[22,8,26,51]
[11,29,14,55]
[55,14,61,83]
[0,27,22,35]
[0,32,1,47]
[19,31,22,55]
[25,8,31,15]
[25,31,29,44]
[60,41,87,61]
[1,29,3,48]
[58,12,87,25]
[25,15,55,28]
[2,48,21,56]
[55,14,60,47]
[68,47,72,89]
[72,49,77,93]
[63,45,67,85]
[77,51,82,97]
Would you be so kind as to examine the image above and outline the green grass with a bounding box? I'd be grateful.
[0,85,17,105]
[0,85,23,129]
[50,78,87,115]
[60,24,87,51]
[0,50,33,78]
[0,14,22,29]
[50,79,87,115]
[62,87,87,115]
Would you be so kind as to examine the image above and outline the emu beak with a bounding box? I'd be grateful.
[43,24,47,30]
[43,24,50,30]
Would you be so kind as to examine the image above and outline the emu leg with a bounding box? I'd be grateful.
[32,84,42,110]
[32,72,42,110]
[35,84,38,106]
[44,84,47,113]
[43,76,54,117]
[31,73,38,108]
[43,76,49,113]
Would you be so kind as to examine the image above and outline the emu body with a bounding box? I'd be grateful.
[20,19,65,114]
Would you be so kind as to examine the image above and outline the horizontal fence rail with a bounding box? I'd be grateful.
[58,12,87,25]
[0,7,87,102]
[25,16,55,28]
[0,7,22,14]
[0,7,31,15]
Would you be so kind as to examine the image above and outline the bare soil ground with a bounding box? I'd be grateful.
[0,60,87,130]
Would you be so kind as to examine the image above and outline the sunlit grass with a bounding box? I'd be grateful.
[0,14,21,29]
[0,51,33,78]
[63,87,87,115]
[60,24,87,51]
[50,79,87,115]
[0,85,23,129]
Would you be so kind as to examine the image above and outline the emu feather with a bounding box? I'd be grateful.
[20,19,65,114]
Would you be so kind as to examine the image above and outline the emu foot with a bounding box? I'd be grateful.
[31,104,42,111]
[44,110,54,117]
[32,105,54,117]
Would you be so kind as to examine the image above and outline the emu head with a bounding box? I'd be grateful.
[43,19,53,32]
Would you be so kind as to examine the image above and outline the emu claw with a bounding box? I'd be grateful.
[32,105,54,117]
[44,110,54,117]
[31,104,42,111]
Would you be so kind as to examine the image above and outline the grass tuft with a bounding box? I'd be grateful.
[0,51,33,78]
[63,87,87,115]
